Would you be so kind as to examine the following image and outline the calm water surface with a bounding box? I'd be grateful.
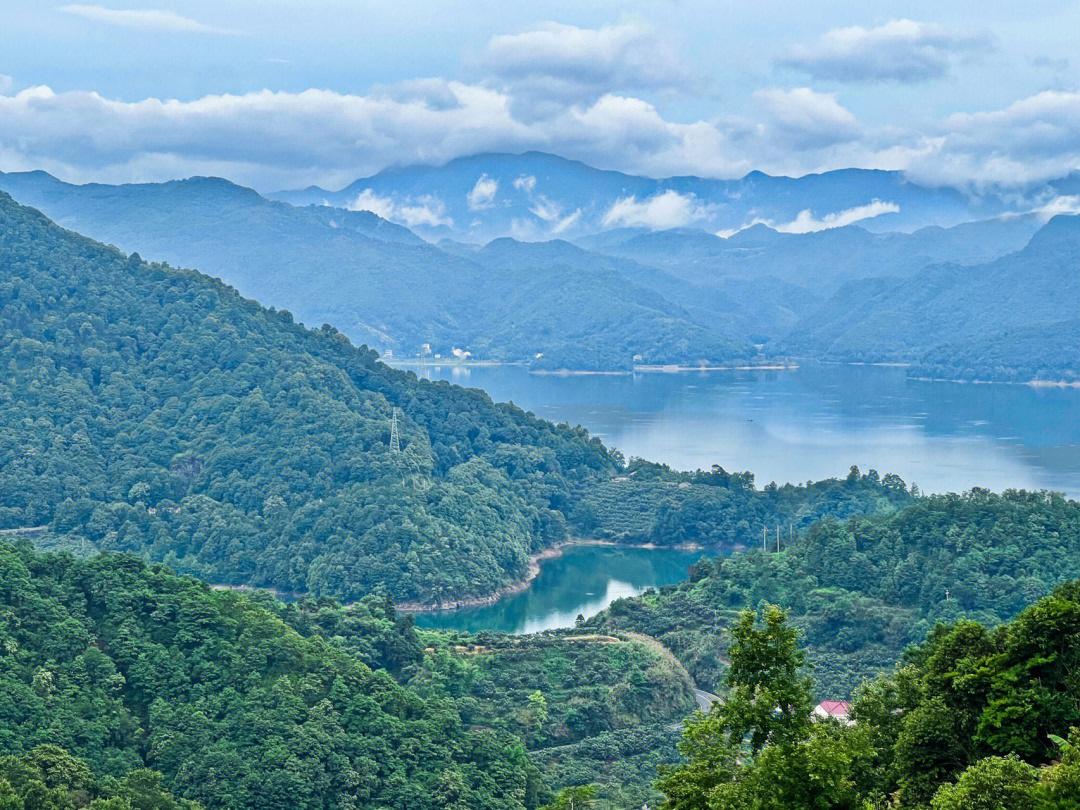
[413,545,709,634]
[404,362,1080,497]
[398,362,1080,631]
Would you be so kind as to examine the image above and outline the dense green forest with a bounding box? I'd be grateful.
[0,190,619,603]
[0,542,539,810]
[0,745,200,810]
[573,460,911,548]
[0,172,755,372]
[0,192,915,605]
[0,542,707,810]
[588,487,1080,698]
[409,632,694,809]
[659,587,1080,809]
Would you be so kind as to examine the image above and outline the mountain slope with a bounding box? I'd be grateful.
[0,171,757,370]
[272,152,989,243]
[0,170,486,355]
[0,190,620,602]
[782,214,1080,381]
[0,543,535,810]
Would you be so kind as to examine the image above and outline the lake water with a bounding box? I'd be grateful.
[405,362,1080,497]
[412,544,709,634]
[400,361,1080,632]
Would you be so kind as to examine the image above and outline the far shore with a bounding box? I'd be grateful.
[387,357,800,376]
[389,356,1079,387]
[913,375,1080,389]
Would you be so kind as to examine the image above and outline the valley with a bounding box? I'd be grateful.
[5,5,1080,808]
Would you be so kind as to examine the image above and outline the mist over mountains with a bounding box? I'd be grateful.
[270,151,1031,244]
[1,152,1076,379]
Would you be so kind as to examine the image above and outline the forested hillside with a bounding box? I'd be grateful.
[658,586,1080,809]
[412,632,695,809]
[588,488,1080,698]
[0,543,538,810]
[783,214,1080,382]
[0,190,617,602]
[0,172,757,371]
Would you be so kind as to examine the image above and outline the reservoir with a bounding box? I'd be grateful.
[399,361,1080,632]
[404,361,1080,498]
[412,544,709,634]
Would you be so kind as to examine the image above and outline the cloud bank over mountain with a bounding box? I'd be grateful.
[0,6,1076,190]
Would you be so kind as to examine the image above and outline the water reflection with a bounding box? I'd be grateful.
[399,362,1080,497]
[413,545,707,634]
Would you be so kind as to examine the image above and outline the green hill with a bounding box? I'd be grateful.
[0,190,617,603]
[587,488,1080,698]
[0,172,756,371]
[0,542,536,810]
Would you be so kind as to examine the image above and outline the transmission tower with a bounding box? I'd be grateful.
[389,408,401,454]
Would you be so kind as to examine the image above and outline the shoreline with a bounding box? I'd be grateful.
[387,358,799,376]
[207,538,710,615]
[389,357,1080,387]
[912,375,1080,389]
[395,538,707,613]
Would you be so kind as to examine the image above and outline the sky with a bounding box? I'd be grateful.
[0,1,1078,191]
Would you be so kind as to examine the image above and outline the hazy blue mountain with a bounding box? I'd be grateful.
[0,170,754,370]
[783,214,1080,381]
[0,169,486,354]
[271,151,1006,243]
[581,215,1043,294]
[2,166,1063,377]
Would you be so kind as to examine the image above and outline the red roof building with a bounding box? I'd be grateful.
[813,700,852,724]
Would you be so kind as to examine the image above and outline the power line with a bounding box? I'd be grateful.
[389,408,401,454]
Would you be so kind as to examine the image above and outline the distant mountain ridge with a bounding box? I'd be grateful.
[270,151,1037,243]
[0,169,757,370]
[1,161,1074,380]
[783,214,1080,382]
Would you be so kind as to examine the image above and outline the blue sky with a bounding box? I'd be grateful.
[1,1,1077,190]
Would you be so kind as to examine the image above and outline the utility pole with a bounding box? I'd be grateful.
[945,588,950,602]
[763,526,767,552]
[776,525,780,553]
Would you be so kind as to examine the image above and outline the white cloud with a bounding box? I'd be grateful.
[602,190,712,230]
[348,189,452,228]
[60,4,236,34]
[753,87,861,148]
[772,199,900,233]
[481,22,694,108]
[784,19,996,82]
[0,80,1076,192]
[510,174,580,235]
[1030,195,1080,221]
[0,75,13,95]
[909,89,1080,187]
[720,200,900,236]
[551,209,582,234]
[466,173,498,209]
[529,196,562,222]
